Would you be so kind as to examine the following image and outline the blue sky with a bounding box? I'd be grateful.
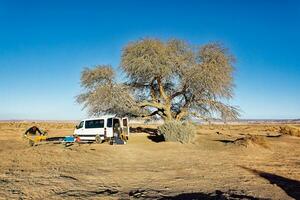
[0,0,299,120]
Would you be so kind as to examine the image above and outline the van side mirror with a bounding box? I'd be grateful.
[75,125,79,129]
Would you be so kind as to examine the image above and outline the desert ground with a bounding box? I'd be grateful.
[0,122,299,200]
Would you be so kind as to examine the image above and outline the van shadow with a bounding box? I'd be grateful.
[130,127,165,143]
[239,166,300,200]
[214,139,235,144]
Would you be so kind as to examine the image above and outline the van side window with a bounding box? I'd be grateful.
[107,118,113,127]
[85,119,104,129]
[122,118,128,127]
[113,119,120,127]
[78,121,84,129]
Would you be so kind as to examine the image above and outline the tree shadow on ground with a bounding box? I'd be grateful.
[130,127,165,143]
[56,188,119,198]
[130,127,158,135]
[239,166,300,200]
[129,189,266,200]
[147,134,165,143]
[159,191,265,200]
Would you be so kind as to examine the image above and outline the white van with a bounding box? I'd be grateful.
[73,115,129,143]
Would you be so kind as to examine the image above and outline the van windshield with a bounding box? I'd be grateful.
[85,119,104,129]
[78,121,84,129]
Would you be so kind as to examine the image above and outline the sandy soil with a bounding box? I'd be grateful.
[0,122,299,200]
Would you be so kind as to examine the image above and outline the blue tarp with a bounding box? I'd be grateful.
[63,136,76,143]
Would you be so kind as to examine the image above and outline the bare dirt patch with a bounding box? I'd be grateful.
[0,122,299,199]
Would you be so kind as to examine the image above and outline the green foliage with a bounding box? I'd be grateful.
[158,121,196,143]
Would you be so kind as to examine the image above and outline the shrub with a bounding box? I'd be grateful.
[158,121,196,143]
[279,125,300,137]
[234,135,268,148]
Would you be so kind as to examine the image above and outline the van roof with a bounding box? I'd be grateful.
[83,115,117,121]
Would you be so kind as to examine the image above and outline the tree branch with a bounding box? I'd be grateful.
[174,93,193,120]
[175,108,188,120]
[171,84,187,99]
[141,110,159,118]
[190,111,212,122]
[138,101,164,110]
[150,78,158,102]
[157,77,169,102]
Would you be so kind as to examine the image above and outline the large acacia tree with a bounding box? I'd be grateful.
[77,38,239,122]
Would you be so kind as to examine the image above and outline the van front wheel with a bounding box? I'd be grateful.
[95,135,102,144]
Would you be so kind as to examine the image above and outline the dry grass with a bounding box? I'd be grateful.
[0,122,300,199]
[158,121,195,143]
[279,125,300,137]
[234,135,268,148]
[0,122,76,130]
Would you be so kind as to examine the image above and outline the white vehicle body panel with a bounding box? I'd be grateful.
[73,115,129,141]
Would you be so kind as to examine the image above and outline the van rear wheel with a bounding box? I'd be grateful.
[95,135,102,144]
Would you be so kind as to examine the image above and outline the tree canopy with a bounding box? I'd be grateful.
[77,38,239,122]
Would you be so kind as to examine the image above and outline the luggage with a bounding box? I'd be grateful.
[114,137,126,145]
[111,132,127,145]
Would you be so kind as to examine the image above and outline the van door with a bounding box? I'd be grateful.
[113,118,121,136]
[106,118,113,138]
[121,118,129,136]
